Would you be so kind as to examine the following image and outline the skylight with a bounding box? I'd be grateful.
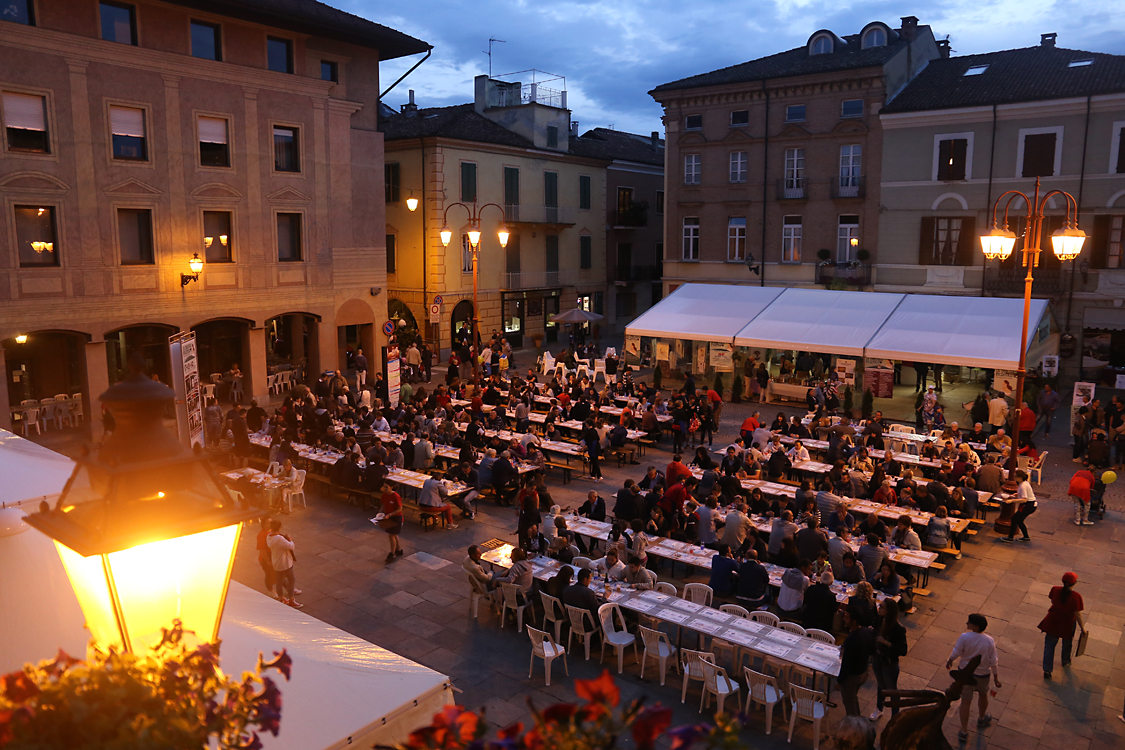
[964,65,989,76]
[1068,59,1093,68]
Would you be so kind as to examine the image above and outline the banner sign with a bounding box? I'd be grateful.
[835,358,856,388]
[695,344,707,375]
[169,331,204,449]
[655,342,669,362]
[709,343,734,372]
[1041,355,1059,377]
[387,347,401,408]
[868,368,895,399]
[996,370,1019,397]
[625,336,641,363]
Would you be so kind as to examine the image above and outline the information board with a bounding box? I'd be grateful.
[169,331,204,449]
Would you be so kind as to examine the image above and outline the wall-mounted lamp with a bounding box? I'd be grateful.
[181,253,204,287]
[30,241,53,254]
[14,334,28,344]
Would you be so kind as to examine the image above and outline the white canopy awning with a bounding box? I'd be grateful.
[0,429,75,507]
[734,288,907,356]
[864,295,1050,370]
[625,284,784,343]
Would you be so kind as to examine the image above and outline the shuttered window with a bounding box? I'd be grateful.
[3,92,48,153]
[110,105,146,160]
[198,116,229,167]
[1022,133,1057,178]
[273,126,299,172]
[937,139,968,181]
[460,162,477,203]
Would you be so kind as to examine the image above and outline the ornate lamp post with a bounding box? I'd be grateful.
[25,360,256,653]
[981,177,1085,514]
[439,202,510,385]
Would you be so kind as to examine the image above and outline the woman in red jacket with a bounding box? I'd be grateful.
[1038,572,1084,679]
[1068,469,1096,526]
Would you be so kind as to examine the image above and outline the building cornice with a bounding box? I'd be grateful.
[880,92,1125,129]
[384,136,611,167]
[655,73,885,110]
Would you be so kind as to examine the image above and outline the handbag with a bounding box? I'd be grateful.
[1075,615,1089,657]
[689,417,701,433]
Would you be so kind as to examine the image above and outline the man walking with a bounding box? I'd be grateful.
[946,613,1000,743]
[267,519,303,608]
[354,348,368,390]
[1037,383,1060,437]
[838,609,875,715]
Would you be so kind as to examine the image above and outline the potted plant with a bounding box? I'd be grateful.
[652,364,662,390]
[712,373,724,399]
[731,371,743,403]
[862,387,874,418]
[856,248,871,262]
[843,385,853,414]
[816,248,832,265]
[531,332,544,353]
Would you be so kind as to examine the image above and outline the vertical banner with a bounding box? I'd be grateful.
[1072,381,1096,435]
[870,368,895,398]
[835,358,857,388]
[695,343,707,375]
[624,335,641,364]
[169,331,204,449]
[386,346,401,408]
[995,369,1019,397]
[655,342,670,362]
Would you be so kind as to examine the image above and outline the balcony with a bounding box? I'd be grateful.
[815,262,872,287]
[504,204,576,225]
[612,201,649,228]
[831,175,866,199]
[984,267,1067,296]
[504,270,579,289]
[615,264,662,282]
[776,178,808,200]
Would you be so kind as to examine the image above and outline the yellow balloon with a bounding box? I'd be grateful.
[1103,471,1117,485]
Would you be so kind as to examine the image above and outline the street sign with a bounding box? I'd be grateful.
[382,320,395,336]
[429,304,441,323]
[433,295,443,306]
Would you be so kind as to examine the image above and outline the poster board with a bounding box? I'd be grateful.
[1115,374,1125,390]
[995,370,1019,397]
[709,342,734,372]
[695,344,707,375]
[655,342,669,362]
[169,331,204,449]
[625,336,641,364]
[868,368,895,399]
[1041,355,1059,377]
[386,346,401,408]
[835,358,856,388]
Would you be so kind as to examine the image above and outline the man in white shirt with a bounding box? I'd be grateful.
[788,440,811,462]
[592,548,626,580]
[946,613,1001,743]
[720,503,753,552]
[266,520,303,608]
[988,395,1009,434]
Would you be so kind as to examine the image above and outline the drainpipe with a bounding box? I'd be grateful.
[981,104,998,297]
[1064,94,1092,338]
[760,80,769,287]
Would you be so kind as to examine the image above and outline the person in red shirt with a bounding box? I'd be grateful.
[1018,401,1037,445]
[1068,469,1096,526]
[255,516,277,597]
[706,389,724,423]
[660,477,696,517]
[666,455,693,487]
[1037,572,1084,679]
[379,483,405,563]
[619,405,634,426]
[741,413,760,441]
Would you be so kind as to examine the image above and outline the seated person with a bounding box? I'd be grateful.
[735,550,771,609]
[778,558,813,616]
[857,512,888,541]
[870,560,901,597]
[592,548,626,580]
[837,551,864,584]
[708,544,740,597]
[802,570,839,633]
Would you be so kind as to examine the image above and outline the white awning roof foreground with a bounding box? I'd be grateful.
[626,283,1051,370]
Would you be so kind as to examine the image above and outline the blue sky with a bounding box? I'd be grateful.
[352,0,1125,136]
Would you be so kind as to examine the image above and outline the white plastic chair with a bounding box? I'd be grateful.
[540,591,566,642]
[210,372,223,384]
[713,604,750,667]
[750,611,780,627]
[779,622,807,637]
[37,401,55,431]
[889,424,916,435]
[565,604,599,660]
[267,461,281,477]
[593,359,607,383]
[699,659,739,714]
[230,378,244,403]
[571,556,593,570]
[53,393,69,401]
[22,407,41,436]
[656,582,678,597]
[680,649,714,704]
[787,684,827,749]
[501,583,529,631]
[541,354,555,376]
[467,573,493,620]
[53,401,73,429]
[805,629,835,645]
[744,667,787,734]
[639,625,678,685]
[928,429,945,438]
[202,384,216,401]
[1028,451,1047,484]
[19,399,37,407]
[70,396,83,424]
[527,625,568,686]
[282,470,306,511]
[598,603,638,674]
[684,582,714,606]
[267,374,279,395]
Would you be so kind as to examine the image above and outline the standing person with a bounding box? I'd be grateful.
[1068,468,1097,526]
[266,519,303,608]
[870,598,908,721]
[255,515,277,598]
[946,613,1000,743]
[583,420,603,482]
[838,609,875,716]
[1037,383,1060,437]
[354,348,368,390]
[1072,406,1089,462]
[1038,572,1084,680]
[379,482,405,563]
[988,393,1009,435]
[1000,470,1036,543]
[912,362,929,392]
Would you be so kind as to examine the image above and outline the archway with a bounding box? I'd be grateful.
[451,300,474,350]
[191,319,250,394]
[4,330,89,435]
[105,324,178,386]
[388,299,417,329]
[265,312,319,377]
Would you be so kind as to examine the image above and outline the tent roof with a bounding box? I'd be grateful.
[734,288,906,356]
[0,429,75,507]
[864,295,1050,369]
[625,284,784,343]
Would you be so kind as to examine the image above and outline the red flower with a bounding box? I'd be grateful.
[497,723,524,739]
[405,726,439,750]
[574,670,619,708]
[522,728,544,750]
[43,649,82,677]
[540,703,578,726]
[258,650,293,681]
[632,706,672,750]
[431,705,480,746]
[1,672,39,704]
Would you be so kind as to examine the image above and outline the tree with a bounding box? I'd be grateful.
[862,388,875,418]
[712,373,724,398]
[843,385,853,414]
[652,364,662,390]
[731,372,743,403]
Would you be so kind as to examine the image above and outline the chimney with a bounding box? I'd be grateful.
[1041,32,1057,48]
[570,120,579,136]
[651,131,660,149]
[900,15,919,41]
[936,39,950,58]
[401,89,417,114]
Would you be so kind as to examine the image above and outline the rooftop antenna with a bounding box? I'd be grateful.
[484,38,506,79]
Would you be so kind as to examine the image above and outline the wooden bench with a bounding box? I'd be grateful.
[419,506,448,531]
[923,544,961,563]
[635,438,656,456]
[609,446,636,467]
[545,460,573,484]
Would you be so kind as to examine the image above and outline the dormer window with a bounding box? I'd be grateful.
[862,27,886,48]
[811,34,832,55]
[964,65,989,76]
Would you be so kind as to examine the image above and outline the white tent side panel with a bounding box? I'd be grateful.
[864,296,1050,370]
[733,288,906,356]
[625,283,784,343]
[0,429,75,508]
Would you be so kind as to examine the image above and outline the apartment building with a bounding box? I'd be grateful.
[382,75,609,352]
[878,35,1125,383]
[0,0,427,432]
[650,17,939,294]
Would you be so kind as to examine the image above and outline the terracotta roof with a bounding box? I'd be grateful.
[381,104,535,148]
[651,28,924,95]
[881,45,1125,114]
[167,0,429,60]
[569,128,664,166]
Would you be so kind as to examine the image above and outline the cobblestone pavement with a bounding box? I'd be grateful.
[226,388,1125,749]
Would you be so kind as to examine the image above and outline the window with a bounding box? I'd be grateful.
[727,217,746,261]
[1021,130,1059,178]
[837,215,859,263]
[937,138,968,181]
[100,2,136,45]
[109,106,146,161]
[963,65,989,76]
[617,187,633,213]
[460,162,477,203]
[1091,215,1124,269]
[841,99,863,118]
[685,114,702,131]
[546,235,559,273]
[461,234,473,273]
[546,125,558,148]
[3,92,48,153]
[579,175,591,210]
[14,205,58,267]
[117,208,153,265]
[839,144,861,192]
[544,171,558,222]
[656,241,664,261]
[267,37,293,74]
[730,110,749,126]
[730,151,747,183]
[655,190,664,214]
[1068,59,1093,68]
[684,153,700,185]
[784,147,804,191]
[384,162,400,203]
[682,217,699,260]
[1115,124,1125,174]
[862,27,886,48]
[580,235,592,269]
[202,210,232,263]
[920,216,977,266]
[386,234,396,274]
[273,126,299,172]
[785,105,806,123]
[198,116,229,167]
[1108,216,1123,269]
[503,166,519,212]
[2,0,34,24]
[782,216,802,263]
[190,20,220,60]
[276,213,301,261]
[321,60,338,82]
[811,35,832,55]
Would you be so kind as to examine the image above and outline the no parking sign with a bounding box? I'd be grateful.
[382,320,395,336]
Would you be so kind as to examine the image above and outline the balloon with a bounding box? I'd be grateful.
[1103,471,1117,485]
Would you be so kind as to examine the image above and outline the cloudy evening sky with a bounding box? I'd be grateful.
[354,0,1125,137]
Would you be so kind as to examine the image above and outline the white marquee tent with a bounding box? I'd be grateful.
[627,283,1054,370]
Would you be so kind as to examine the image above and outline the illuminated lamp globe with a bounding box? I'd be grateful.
[188,253,204,274]
[405,195,419,212]
[1051,225,1086,261]
[980,226,1017,261]
[440,226,452,246]
[498,226,510,248]
[467,228,482,247]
